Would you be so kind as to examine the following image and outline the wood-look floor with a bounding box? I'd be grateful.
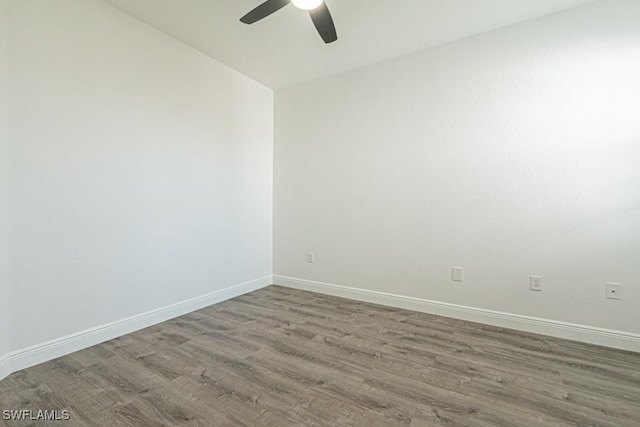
[1,286,639,426]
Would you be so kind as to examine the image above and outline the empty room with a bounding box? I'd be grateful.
[0,0,639,425]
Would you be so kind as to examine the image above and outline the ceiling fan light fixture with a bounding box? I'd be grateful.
[291,0,323,11]
[240,0,336,44]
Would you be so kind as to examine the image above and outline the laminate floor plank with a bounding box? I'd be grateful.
[1,285,639,426]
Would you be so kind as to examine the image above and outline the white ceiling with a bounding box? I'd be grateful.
[103,0,596,89]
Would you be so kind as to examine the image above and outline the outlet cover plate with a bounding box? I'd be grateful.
[452,267,464,282]
[530,276,542,292]
[606,282,621,300]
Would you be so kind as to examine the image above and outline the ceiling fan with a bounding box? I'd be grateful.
[240,0,338,44]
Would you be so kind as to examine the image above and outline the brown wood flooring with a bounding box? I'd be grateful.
[1,285,639,426]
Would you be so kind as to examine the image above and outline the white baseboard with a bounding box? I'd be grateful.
[273,275,640,353]
[0,275,272,381]
[0,355,10,381]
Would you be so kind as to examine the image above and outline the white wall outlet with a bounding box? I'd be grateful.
[452,267,464,282]
[306,252,314,263]
[529,276,542,292]
[606,283,621,300]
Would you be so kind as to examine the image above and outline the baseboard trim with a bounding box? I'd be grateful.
[0,354,10,381]
[1,275,272,381]
[273,275,640,353]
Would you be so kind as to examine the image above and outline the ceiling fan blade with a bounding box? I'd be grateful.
[240,0,291,24]
[309,2,337,44]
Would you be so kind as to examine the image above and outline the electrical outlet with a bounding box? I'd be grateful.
[529,276,542,292]
[606,283,621,300]
[306,252,314,263]
[452,267,464,282]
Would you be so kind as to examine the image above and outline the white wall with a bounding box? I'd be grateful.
[274,0,640,334]
[0,0,11,363]
[5,0,273,354]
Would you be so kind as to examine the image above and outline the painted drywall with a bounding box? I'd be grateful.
[274,0,640,334]
[5,0,273,353]
[0,0,10,363]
